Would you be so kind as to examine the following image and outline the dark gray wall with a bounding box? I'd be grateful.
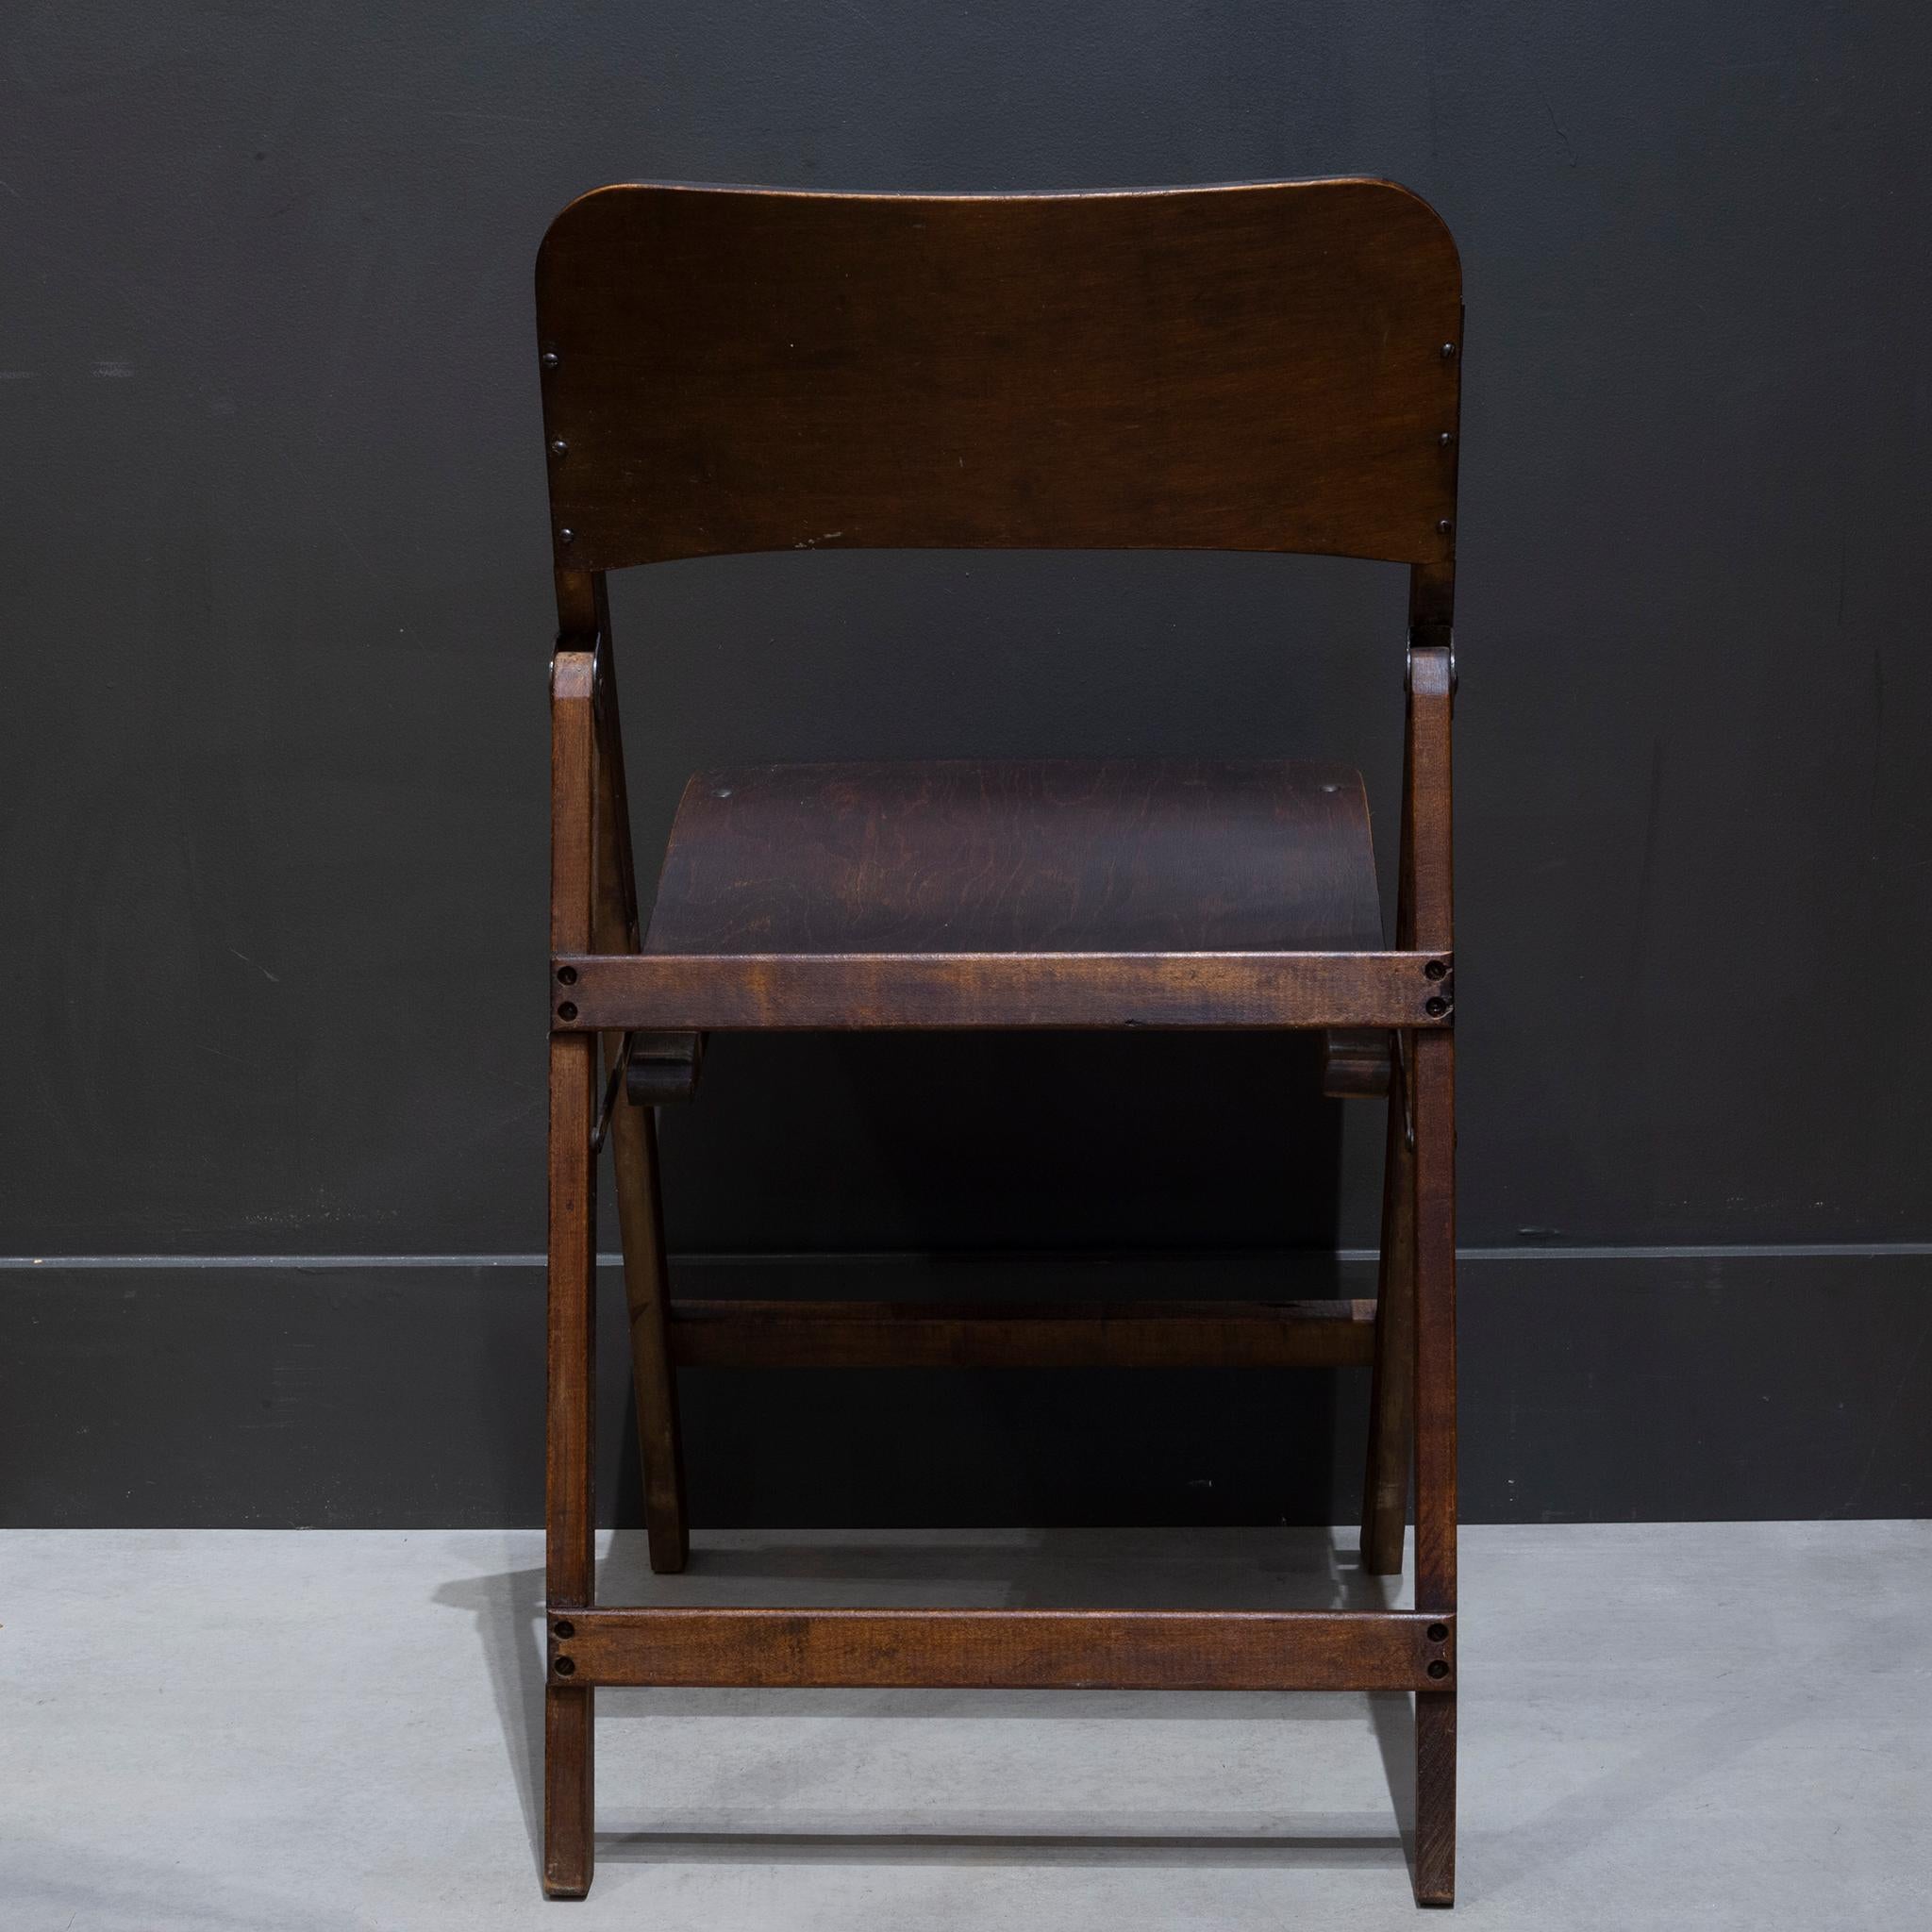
[4,3,1929,1525]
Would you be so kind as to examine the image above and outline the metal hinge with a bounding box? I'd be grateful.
[1405,636,1457,697]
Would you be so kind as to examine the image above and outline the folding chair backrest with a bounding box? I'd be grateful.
[534,179,1461,573]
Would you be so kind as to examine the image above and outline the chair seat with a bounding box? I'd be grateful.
[642,758,1383,958]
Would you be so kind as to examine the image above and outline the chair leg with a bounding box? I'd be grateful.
[608,1089,690,1573]
[587,651,691,1576]
[543,1681,595,1899]
[1408,1028,1457,1907]
[543,1026,600,1898]
[1414,1690,1456,1908]
[544,649,600,1898]
[1360,1036,1416,1574]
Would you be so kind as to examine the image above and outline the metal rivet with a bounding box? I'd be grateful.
[1424,959,1447,981]
[1437,519,1453,537]
[1424,996,1448,1018]
[540,349,559,371]
[558,527,575,546]
[549,438,568,458]
[554,1656,575,1675]
[557,1002,577,1022]
[1439,431,1455,447]
[1441,342,1457,360]
[553,1619,575,1639]
[1426,1659,1449,1679]
[1426,1622,1448,1641]
[557,966,577,986]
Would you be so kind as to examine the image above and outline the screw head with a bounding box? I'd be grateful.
[558,527,575,546]
[1427,1658,1450,1679]
[1441,341,1457,360]
[553,1619,575,1639]
[556,965,577,986]
[1437,519,1454,537]
[557,1002,578,1023]
[554,1656,575,1676]
[549,438,568,458]
[1424,995,1448,1018]
[1424,959,1447,981]
[1439,431,1455,447]
[540,349,560,371]
[1426,1622,1448,1641]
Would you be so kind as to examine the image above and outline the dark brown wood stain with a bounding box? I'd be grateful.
[538,177,1461,1907]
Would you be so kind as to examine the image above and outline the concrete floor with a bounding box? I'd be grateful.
[2,1522,1925,1929]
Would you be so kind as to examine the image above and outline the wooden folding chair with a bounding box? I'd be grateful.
[535,178,1460,1906]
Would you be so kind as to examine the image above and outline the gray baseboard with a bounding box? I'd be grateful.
[3,1248,1926,1526]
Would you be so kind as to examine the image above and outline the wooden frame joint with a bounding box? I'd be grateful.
[624,1030,706,1104]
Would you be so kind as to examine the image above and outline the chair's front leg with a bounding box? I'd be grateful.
[1405,641,1457,1907]
[544,647,600,1898]
[1410,1026,1457,1907]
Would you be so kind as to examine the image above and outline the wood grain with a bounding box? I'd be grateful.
[546,648,598,1607]
[543,647,599,1897]
[553,1607,1456,1692]
[541,1686,593,1900]
[645,758,1382,958]
[536,181,1460,569]
[1406,642,1457,1907]
[1414,1690,1457,1905]
[553,947,1451,1032]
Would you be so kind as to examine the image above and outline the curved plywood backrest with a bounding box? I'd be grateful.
[535,179,1461,571]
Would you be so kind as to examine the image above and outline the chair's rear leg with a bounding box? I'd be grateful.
[1360,1034,1416,1574]
[590,672,690,1575]
[1409,1027,1457,1907]
[608,1091,689,1573]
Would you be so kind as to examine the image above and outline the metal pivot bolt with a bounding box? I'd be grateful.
[1439,431,1455,447]
[558,527,575,545]
[1437,520,1454,537]
[540,349,560,371]
[550,438,568,458]
[1440,341,1457,359]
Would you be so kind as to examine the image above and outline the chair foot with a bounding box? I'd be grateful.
[1359,1520,1407,1577]
[542,1683,595,1900]
[645,1521,690,1574]
[1411,1689,1456,1906]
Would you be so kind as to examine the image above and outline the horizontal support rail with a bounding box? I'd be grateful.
[551,949,1455,1031]
[549,1607,1455,1692]
[667,1298,1375,1369]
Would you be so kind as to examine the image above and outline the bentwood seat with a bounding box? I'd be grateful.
[535,178,1461,1907]
[645,758,1383,963]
